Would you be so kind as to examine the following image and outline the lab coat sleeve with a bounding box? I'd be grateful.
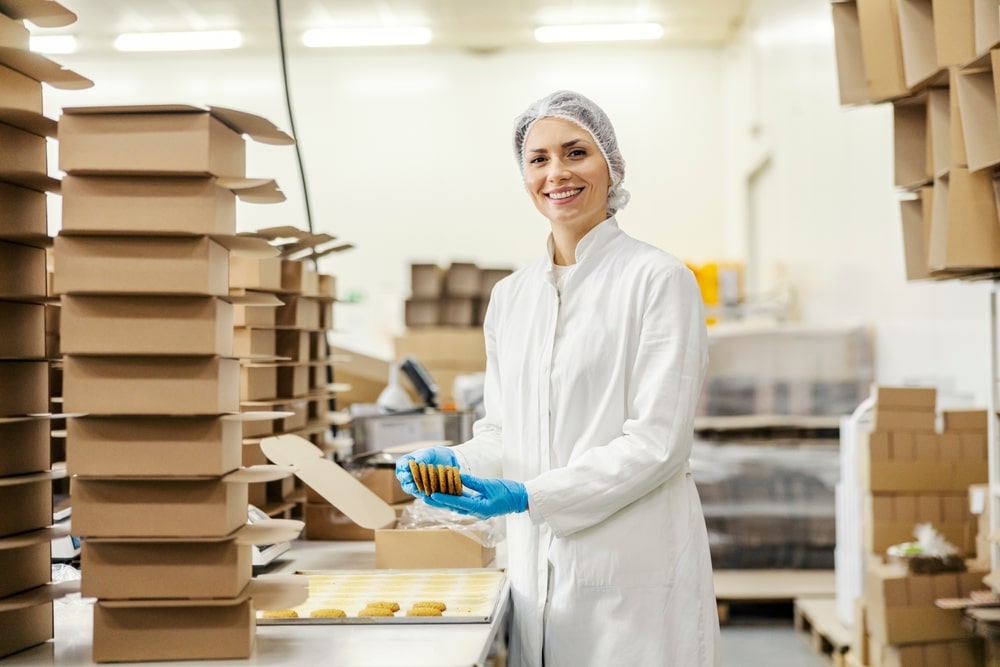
[523,265,708,537]
[450,287,504,479]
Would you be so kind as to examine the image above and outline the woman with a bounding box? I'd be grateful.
[396,90,720,667]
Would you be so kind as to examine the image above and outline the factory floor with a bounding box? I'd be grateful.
[719,605,828,667]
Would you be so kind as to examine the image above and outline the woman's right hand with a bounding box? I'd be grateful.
[394,446,459,496]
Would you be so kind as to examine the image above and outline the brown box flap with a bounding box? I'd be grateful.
[0,0,76,26]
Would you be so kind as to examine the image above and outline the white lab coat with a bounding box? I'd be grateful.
[453,218,721,667]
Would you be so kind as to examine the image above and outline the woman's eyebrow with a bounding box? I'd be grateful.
[528,139,585,154]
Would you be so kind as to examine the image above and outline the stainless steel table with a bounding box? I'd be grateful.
[4,541,511,667]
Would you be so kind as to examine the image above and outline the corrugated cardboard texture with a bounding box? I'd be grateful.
[82,540,251,600]
[71,477,248,538]
[67,416,242,477]
[61,175,237,235]
[59,111,246,176]
[92,600,254,663]
[54,235,230,296]
[0,480,51,539]
[61,296,234,356]
[63,356,240,415]
[0,418,49,477]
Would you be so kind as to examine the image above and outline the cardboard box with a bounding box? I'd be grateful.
[276,329,310,362]
[0,360,47,416]
[894,95,931,188]
[897,0,941,88]
[233,327,275,358]
[933,0,976,66]
[974,0,1000,55]
[950,68,970,166]
[234,302,275,328]
[66,416,243,477]
[305,503,376,540]
[861,458,986,492]
[0,240,45,300]
[927,169,1000,271]
[276,296,320,329]
[0,121,46,180]
[411,263,444,298]
[479,268,512,297]
[942,409,988,431]
[444,263,481,297]
[240,364,278,402]
[0,12,29,50]
[0,181,46,246]
[0,542,49,599]
[91,576,306,663]
[59,105,292,177]
[305,466,411,506]
[900,188,934,280]
[441,297,478,327]
[395,327,487,367]
[955,53,1000,172]
[81,520,301,600]
[230,256,282,292]
[375,527,495,569]
[60,176,278,236]
[0,418,49,477]
[54,235,231,296]
[63,356,240,415]
[405,299,440,327]
[0,603,51,660]
[61,295,234,356]
[276,363,310,398]
[872,409,936,432]
[927,88,950,177]
[872,385,937,409]
[71,467,290,538]
[280,259,318,294]
[0,301,44,359]
[0,64,41,114]
[833,1,871,104]
[0,474,52,538]
[318,273,336,299]
[858,0,910,101]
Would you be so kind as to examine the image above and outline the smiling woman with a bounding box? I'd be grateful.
[396,90,721,667]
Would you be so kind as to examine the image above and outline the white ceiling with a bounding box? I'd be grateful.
[37,0,750,53]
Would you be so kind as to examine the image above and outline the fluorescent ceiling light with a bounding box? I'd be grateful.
[29,34,77,54]
[114,30,243,52]
[534,23,664,43]
[302,26,432,48]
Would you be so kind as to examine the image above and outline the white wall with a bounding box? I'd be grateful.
[44,44,727,358]
[724,0,990,405]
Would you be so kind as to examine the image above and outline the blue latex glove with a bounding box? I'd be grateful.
[424,473,528,519]
[395,446,458,497]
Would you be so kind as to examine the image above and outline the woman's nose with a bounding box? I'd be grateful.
[546,159,570,181]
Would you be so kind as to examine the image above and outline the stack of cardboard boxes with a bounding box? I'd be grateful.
[394,327,488,407]
[231,227,343,519]
[0,0,90,658]
[852,386,988,666]
[831,0,1000,278]
[405,262,512,328]
[54,104,304,662]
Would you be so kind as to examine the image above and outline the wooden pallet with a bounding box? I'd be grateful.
[713,570,836,624]
[794,598,851,666]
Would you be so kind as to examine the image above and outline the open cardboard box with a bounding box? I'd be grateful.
[71,465,295,538]
[897,0,944,88]
[955,52,1000,172]
[91,574,307,663]
[63,356,241,415]
[61,175,284,236]
[927,169,1000,272]
[59,105,293,177]
[832,1,871,105]
[262,435,496,568]
[899,187,934,281]
[82,519,302,600]
[66,413,289,477]
[857,0,911,101]
[933,0,976,66]
[893,94,931,189]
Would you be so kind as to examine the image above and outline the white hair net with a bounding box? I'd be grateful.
[513,90,630,215]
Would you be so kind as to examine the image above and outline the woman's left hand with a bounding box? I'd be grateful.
[424,474,528,519]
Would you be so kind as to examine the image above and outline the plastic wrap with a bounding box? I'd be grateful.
[396,500,504,548]
[692,437,840,569]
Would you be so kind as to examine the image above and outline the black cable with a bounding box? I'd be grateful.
[274,0,315,236]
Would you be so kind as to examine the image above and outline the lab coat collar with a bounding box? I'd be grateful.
[544,217,621,278]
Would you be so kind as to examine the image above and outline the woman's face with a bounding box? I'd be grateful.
[522,117,611,233]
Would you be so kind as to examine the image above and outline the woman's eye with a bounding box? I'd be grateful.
[529,156,546,164]
[568,149,587,158]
